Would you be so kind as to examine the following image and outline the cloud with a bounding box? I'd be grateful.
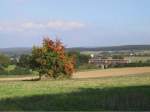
[21,22,45,29]
[47,20,85,30]
[0,20,86,32]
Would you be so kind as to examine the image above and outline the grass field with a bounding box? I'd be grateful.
[0,72,150,110]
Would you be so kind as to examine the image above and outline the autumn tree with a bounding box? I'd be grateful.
[30,37,75,79]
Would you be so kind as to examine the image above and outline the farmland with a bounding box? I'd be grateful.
[73,67,150,79]
[0,67,150,111]
[0,67,150,81]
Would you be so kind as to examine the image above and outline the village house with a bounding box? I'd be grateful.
[89,54,129,69]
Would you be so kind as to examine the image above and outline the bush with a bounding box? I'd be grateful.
[30,37,75,79]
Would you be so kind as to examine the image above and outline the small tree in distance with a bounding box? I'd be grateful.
[30,37,75,79]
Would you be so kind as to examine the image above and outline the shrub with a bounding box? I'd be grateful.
[30,37,75,79]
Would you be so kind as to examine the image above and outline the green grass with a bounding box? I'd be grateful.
[0,73,150,110]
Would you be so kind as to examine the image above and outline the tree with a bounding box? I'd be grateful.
[67,51,89,68]
[0,54,10,65]
[18,54,31,68]
[30,37,75,79]
[112,55,124,59]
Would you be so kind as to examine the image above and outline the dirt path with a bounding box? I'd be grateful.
[73,67,150,79]
[0,67,150,81]
[0,76,39,81]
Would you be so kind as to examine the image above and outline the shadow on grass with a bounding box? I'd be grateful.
[0,85,150,111]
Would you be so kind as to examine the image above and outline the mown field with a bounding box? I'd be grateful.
[0,72,150,111]
[73,67,150,79]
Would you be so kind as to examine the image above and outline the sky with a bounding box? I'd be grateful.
[0,0,150,48]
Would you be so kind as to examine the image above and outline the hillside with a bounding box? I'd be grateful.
[1,45,150,56]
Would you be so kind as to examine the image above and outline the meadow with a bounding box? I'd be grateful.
[0,72,150,111]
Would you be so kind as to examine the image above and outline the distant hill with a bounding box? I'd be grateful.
[0,45,150,56]
[67,45,150,52]
[0,47,31,56]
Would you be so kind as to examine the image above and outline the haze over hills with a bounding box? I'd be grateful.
[0,45,150,56]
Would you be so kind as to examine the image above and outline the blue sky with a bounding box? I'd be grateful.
[0,0,150,48]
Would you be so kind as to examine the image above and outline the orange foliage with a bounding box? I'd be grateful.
[42,37,75,77]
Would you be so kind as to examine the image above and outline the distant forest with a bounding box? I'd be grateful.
[0,45,150,56]
[67,45,150,52]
